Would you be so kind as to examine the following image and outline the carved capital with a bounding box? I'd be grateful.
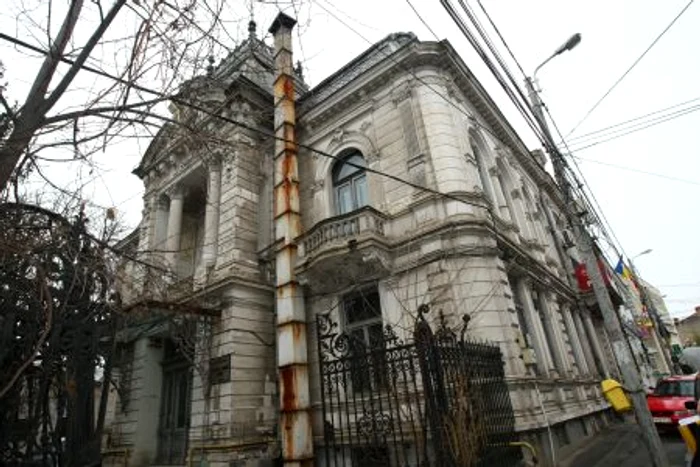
[166,184,186,200]
[157,194,170,210]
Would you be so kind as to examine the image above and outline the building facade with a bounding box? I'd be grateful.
[677,306,700,347]
[107,15,622,467]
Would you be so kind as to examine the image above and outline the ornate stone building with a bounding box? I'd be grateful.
[107,15,623,467]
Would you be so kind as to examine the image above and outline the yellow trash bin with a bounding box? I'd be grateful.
[601,379,632,413]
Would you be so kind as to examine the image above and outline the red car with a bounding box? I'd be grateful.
[647,374,700,427]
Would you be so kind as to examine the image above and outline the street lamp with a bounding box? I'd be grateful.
[534,33,582,80]
[525,33,582,145]
[632,248,653,260]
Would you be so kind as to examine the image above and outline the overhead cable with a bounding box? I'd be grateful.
[565,0,695,138]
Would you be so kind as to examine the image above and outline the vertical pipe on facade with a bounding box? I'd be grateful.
[269,13,314,466]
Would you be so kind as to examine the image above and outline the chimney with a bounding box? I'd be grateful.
[269,12,313,466]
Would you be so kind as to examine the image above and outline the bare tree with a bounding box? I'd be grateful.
[0,0,263,194]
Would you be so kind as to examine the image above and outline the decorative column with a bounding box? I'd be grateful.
[516,279,554,375]
[561,304,590,375]
[540,293,571,375]
[572,309,598,376]
[583,312,610,377]
[154,195,169,250]
[202,159,222,269]
[165,185,185,273]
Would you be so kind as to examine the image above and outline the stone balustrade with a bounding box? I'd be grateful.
[300,206,388,258]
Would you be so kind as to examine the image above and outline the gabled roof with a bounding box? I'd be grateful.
[212,21,277,93]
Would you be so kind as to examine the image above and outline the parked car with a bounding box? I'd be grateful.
[647,373,700,428]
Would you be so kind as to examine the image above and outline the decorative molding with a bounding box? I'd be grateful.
[298,33,416,113]
[329,128,346,147]
[445,80,464,104]
[311,179,325,192]
[166,184,186,199]
[359,120,372,134]
[464,153,478,167]
[366,150,380,165]
[406,153,427,186]
[391,80,414,105]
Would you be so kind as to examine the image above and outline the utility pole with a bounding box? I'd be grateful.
[526,67,668,465]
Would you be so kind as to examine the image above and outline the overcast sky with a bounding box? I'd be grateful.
[2,0,698,318]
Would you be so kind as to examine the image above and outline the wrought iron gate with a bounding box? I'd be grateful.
[316,305,521,467]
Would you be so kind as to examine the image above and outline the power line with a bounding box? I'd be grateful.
[542,102,632,264]
[402,0,547,146]
[475,0,527,78]
[570,155,700,186]
[564,95,700,144]
[456,0,634,264]
[566,0,695,138]
[405,0,439,40]
[567,104,700,152]
[0,32,492,220]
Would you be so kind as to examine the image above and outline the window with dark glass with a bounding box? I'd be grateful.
[654,380,695,397]
[342,288,385,392]
[333,151,368,215]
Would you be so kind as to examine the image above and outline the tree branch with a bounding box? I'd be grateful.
[41,96,168,126]
[41,0,128,114]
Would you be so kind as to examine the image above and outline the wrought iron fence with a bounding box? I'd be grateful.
[316,305,521,467]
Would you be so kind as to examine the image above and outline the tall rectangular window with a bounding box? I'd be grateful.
[342,288,385,392]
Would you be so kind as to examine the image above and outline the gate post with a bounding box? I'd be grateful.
[414,305,453,467]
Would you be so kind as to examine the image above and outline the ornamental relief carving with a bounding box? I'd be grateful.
[311,179,325,193]
[464,153,478,167]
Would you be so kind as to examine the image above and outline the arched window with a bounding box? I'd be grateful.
[333,150,368,214]
[471,143,495,204]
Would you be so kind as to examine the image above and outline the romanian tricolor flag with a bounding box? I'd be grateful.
[614,257,640,292]
[614,257,633,280]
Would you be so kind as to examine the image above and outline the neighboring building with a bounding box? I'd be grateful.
[643,280,682,358]
[677,306,700,347]
[106,15,622,467]
[609,272,671,378]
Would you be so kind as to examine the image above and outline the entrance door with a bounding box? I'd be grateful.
[156,341,191,464]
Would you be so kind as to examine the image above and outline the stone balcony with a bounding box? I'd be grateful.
[297,206,392,293]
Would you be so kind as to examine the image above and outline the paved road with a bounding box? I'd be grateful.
[564,425,690,466]
[661,432,690,467]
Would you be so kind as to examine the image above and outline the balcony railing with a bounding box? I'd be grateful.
[301,206,388,257]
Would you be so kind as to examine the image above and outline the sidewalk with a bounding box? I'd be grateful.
[559,423,688,467]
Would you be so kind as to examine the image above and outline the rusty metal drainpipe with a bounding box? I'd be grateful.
[269,13,314,467]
